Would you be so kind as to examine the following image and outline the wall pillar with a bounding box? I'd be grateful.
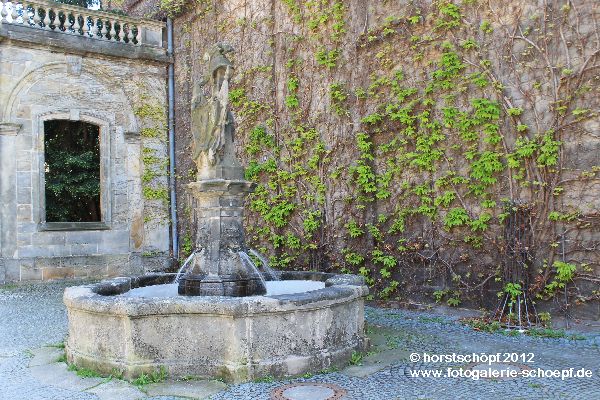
[0,123,21,282]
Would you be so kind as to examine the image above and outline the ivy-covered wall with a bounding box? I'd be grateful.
[128,0,600,319]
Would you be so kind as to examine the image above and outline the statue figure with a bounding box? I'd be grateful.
[191,43,240,179]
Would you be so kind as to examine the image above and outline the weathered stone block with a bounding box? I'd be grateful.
[140,254,171,273]
[32,232,66,246]
[33,257,63,269]
[107,255,138,277]
[43,266,75,280]
[16,185,32,203]
[16,150,32,164]
[15,134,33,152]
[65,231,104,245]
[143,226,170,252]
[6,49,34,62]
[4,260,20,282]
[16,104,31,119]
[98,230,131,254]
[16,158,32,172]
[73,264,107,278]
[19,245,70,258]
[70,243,99,256]
[18,246,43,258]
[17,222,38,234]
[61,255,104,268]
[16,171,31,188]
[17,233,32,246]
[20,264,43,281]
[16,204,32,222]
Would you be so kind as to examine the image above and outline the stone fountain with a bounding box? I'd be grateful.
[64,44,368,383]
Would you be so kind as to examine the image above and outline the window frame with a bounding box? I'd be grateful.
[37,112,112,231]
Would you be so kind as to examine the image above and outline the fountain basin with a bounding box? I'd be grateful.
[64,271,369,382]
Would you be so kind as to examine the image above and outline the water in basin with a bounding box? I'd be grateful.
[122,280,325,298]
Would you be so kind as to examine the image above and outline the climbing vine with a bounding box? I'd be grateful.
[134,91,169,225]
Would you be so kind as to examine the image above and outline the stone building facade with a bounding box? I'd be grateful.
[0,2,172,282]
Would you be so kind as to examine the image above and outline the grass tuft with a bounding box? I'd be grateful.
[132,366,168,387]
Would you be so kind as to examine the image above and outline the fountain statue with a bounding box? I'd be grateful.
[191,43,242,179]
[63,44,369,383]
[179,43,265,296]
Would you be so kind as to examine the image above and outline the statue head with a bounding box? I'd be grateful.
[204,43,234,91]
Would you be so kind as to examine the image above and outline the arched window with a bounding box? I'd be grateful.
[43,120,101,222]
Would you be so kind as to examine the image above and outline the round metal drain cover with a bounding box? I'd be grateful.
[271,382,347,400]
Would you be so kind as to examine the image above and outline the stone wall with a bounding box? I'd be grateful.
[0,25,171,282]
[107,0,162,19]
[126,0,600,319]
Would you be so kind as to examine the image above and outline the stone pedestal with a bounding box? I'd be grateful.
[178,179,265,296]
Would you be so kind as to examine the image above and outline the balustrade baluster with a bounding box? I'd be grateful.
[53,11,61,31]
[65,12,73,33]
[32,4,40,27]
[137,26,144,45]
[10,2,18,23]
[73,13,81,34]
[100,19,107,39]
[125,24,132,43]
[82,15,89,36]
[21,2,29,25]
[109,19,116,41]
[42,7,50,28]
[1,1,8,23]
[115,21,121,42]
[90,17,98,37]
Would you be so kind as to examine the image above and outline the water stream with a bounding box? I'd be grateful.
[238,251,267,290]
[248,249,278,280]
[174,251,198,283]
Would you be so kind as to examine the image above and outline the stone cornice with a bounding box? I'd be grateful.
[0,122,22,136]
[0,23,171,64]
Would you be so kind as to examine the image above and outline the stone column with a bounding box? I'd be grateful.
[178,179,265,296]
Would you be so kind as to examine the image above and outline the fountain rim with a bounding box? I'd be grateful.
[63,271,368,317]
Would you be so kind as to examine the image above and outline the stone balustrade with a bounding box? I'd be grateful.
[0,0,165,48]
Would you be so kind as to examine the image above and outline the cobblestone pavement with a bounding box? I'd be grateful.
[1,281,599,400]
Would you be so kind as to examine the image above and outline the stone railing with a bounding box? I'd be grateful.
[0,0,164,47]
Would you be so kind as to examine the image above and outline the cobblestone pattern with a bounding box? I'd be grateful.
[1,282,599,400]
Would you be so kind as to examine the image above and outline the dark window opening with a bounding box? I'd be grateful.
[44,120,101,222]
